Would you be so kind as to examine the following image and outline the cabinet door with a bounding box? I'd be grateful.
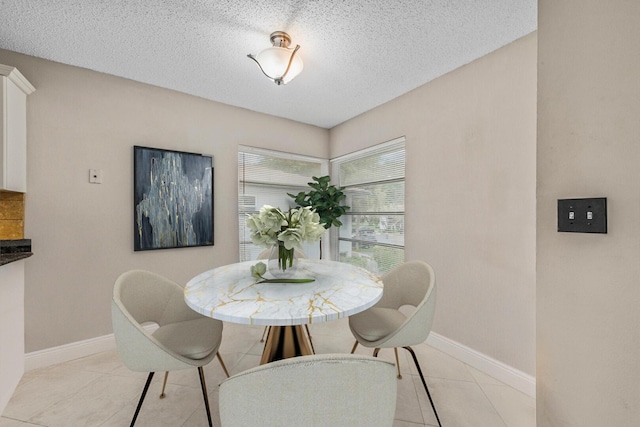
[0,260,25,414]
[0,66,35,193]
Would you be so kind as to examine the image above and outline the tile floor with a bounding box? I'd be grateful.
[1,319,535,426]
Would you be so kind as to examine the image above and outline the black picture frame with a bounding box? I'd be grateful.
[134,146,214,251]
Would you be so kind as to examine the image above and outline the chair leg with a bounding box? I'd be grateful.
[372,348,402,379]
[217,352,230,378]
[304,324,316,354]
[394,347,402,379]
[404,346,442,427]
[350,340,359,354]
[159,371,169,398]
[198,366,213,427]
[130,372,154,427]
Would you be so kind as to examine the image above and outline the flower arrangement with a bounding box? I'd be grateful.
[247,205,325,276]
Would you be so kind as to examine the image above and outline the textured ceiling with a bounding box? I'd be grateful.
[0,0,536,129]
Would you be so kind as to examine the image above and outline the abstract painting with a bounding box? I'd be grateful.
[134,146,213,251]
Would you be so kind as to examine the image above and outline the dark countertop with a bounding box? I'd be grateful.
[0,239,32,266]
[0,252,33,266]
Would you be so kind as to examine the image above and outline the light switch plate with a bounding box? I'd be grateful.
[89,169,103,184]
[557,197,607,233]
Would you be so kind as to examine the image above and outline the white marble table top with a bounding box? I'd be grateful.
[184,259,383,326]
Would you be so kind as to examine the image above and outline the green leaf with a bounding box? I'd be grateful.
[288,175,350,231]
[256,278,315,284]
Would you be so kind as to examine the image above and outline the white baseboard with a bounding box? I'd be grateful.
[24,324,158,372]
[426,332,536,398]
[25,334,116,371]
[25,328,535,398]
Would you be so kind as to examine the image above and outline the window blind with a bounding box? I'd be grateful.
[331,138,406,274]
[238,147,327,261]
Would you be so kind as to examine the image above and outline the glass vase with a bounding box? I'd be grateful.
[267,242,299,279]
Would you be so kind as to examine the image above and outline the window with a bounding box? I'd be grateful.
[331,138,405,274]
[238,147,327,261]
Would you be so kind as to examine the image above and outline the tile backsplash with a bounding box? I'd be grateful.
[0,191,24,239]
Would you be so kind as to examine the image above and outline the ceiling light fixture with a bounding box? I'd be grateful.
[248,31,303,85]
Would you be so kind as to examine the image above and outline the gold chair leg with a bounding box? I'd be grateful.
[304,325,315,354]
[159,371,169,398]
[394,347,402,379]
[371,348,401,378]
[217,352,230,378]
[260,326,270,342]
[350,341,359,354]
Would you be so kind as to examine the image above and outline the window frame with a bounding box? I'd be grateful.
[329,137,406,273]
[238,145,328,262]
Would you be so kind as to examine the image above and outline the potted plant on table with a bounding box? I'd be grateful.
[288,175,350,259]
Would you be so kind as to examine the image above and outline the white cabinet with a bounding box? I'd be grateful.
[0,260,25,414]
[0,65,35,193]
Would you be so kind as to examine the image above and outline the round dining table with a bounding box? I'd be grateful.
[184,259,383,364]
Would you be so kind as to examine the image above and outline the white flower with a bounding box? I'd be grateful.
[246,205,326,249]
[258,205,287,233]
[246,215,277,246]
[278,227,303,250]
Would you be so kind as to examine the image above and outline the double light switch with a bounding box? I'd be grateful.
[557,197,607,233]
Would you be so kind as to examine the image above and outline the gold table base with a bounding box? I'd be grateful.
[260,325,312,364]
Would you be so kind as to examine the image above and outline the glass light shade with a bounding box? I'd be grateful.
[255,47,303,84]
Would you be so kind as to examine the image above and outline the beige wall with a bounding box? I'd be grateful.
[0,49,328,352]
[331,34,537,375]
[537,1,640,425]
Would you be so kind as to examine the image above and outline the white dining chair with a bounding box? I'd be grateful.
[218,353,397,427]
[111,270,229,427]
[349,260,441,426]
